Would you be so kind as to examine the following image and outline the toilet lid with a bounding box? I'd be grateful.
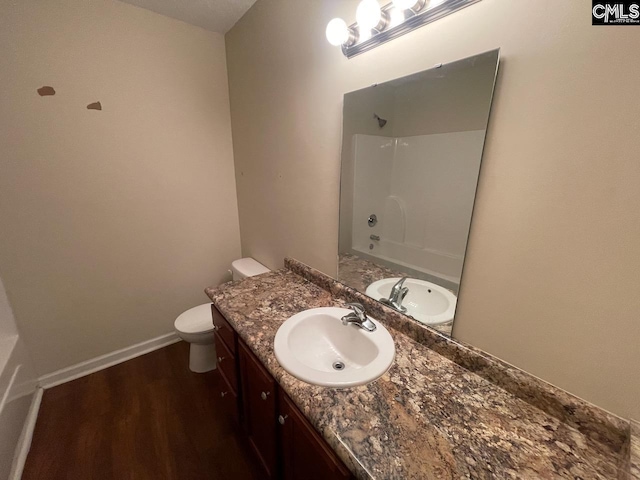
[174,303,215,334]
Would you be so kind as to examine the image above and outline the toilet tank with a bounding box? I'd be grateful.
[231,257,270,281]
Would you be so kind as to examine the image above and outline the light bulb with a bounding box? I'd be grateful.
[389,7,405,27]
[359,28,372,42]
[393,0,426,11]
[393,0,417,9]
[356,0,382,30]
[325,18,350,46]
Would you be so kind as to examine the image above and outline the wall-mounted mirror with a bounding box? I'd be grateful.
[338,49,500,336]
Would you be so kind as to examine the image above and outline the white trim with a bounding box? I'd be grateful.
[0,365,21,414]
[9,387,42,480]
[38,333,180,389]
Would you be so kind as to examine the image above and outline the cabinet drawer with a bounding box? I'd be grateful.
[211,304,236,354]
[215,333,237,394]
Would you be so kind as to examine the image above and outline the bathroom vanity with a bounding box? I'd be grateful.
[206,258,637,479]
[210,300,352,479]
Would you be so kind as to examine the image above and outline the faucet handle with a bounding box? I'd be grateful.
[346,302,366,319]
[342,303,377,332]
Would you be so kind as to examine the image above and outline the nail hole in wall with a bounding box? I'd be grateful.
[87,101,102,111]
[37,86,56,96]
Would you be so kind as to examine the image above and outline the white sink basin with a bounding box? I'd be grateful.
[274,307,395,388]
[366,278,457,326]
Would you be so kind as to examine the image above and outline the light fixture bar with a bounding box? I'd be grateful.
[341,0,482,58]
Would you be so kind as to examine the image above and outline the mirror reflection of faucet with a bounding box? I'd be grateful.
[370,234,380,241]
[379,277,409,313]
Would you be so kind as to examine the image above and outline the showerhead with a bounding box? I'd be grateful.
[373,113,387,129]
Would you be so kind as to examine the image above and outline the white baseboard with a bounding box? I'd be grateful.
[38,332,181,389]
[9,387,42,480]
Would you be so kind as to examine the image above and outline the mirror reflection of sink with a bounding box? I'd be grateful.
[366,278,457,326]
[274,307,395,388]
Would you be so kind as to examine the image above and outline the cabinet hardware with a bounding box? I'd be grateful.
[217,356,225,363]
[221,391,228,398]
[278,414,288,425]
[261,391,271,400]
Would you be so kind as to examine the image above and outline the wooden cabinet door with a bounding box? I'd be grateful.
[214,333,238,394]
[216,380,238,425]
[278,390,353,480]
[239,340,277,478]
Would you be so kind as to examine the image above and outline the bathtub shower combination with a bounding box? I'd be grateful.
[350,131,485,287]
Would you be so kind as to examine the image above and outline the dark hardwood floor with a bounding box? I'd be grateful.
[22,341,264,480]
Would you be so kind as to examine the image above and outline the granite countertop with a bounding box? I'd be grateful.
[338,252,402,294]
[206,261,635,479]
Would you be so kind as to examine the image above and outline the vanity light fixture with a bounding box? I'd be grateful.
[392,0,427,12]
[325,18,357,46]
[326,0,482,58]
[356,0,388,32]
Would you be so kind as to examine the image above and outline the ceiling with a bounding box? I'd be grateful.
[118,0,258,33]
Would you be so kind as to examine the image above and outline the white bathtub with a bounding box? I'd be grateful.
[0,335,38,480]
[352,237,462,290]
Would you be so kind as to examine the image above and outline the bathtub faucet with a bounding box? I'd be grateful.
[379,277,409,313]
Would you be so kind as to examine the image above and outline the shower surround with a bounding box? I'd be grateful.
[348,131,486,288]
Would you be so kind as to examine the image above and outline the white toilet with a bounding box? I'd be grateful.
[174,257,270,373]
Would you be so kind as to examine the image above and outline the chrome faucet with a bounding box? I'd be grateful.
[379,277,409,313]
[341,303,377,332]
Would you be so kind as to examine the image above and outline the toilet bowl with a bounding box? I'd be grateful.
[174,257,270,373]
[174,304,217,373]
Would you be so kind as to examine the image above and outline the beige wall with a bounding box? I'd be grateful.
[0,0,241,375]
[226,0,640,419]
